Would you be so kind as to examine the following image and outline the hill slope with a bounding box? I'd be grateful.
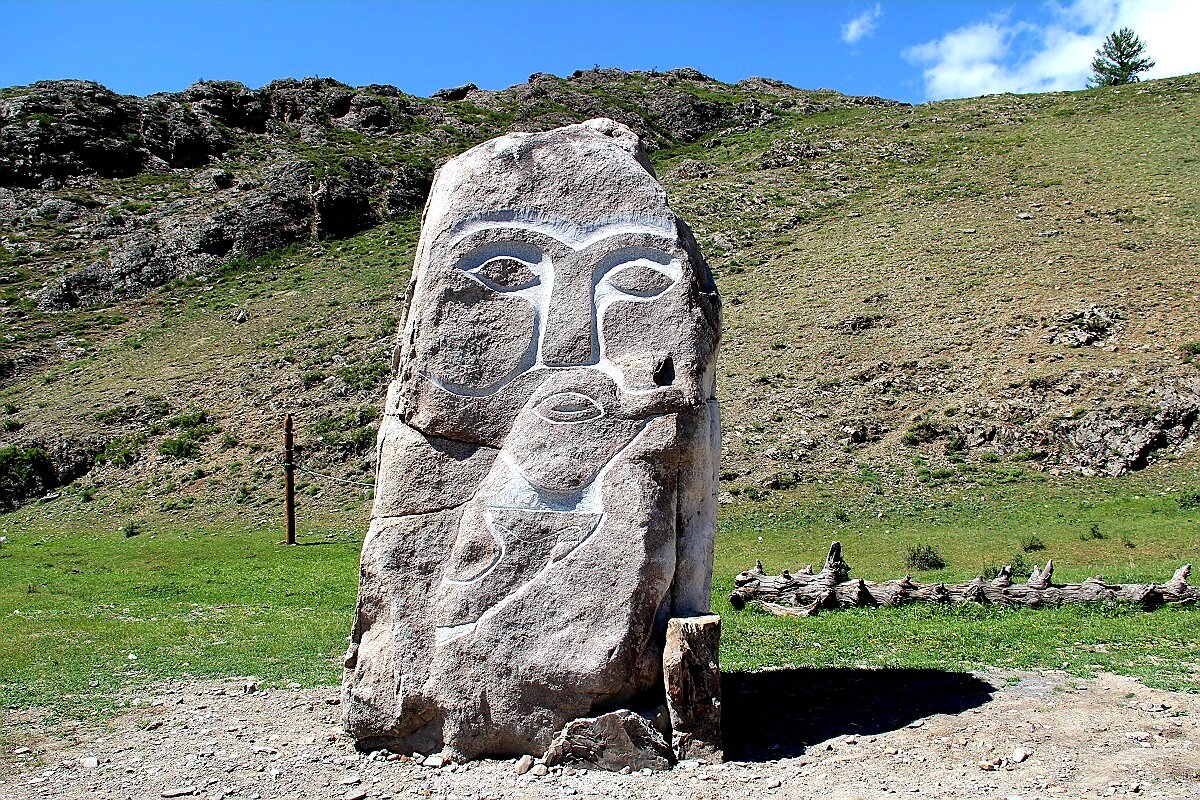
[0,69,1197,521]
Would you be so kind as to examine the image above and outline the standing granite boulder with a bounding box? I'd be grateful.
[342,118,721,761]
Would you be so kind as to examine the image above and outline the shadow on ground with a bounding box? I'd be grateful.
[722,667,996,761]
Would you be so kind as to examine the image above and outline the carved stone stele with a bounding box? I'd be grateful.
[341,118,721,761]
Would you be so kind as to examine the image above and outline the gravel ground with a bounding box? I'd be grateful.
[3,670,1198,800]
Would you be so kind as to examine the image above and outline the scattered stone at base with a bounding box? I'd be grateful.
[544,710,675,772]
[79,756,99,769]
[514,754,533,775]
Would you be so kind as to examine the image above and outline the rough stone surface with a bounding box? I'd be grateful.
[342,119,721,761]
[663,615,722,762]
[33,158,422,310]
[1056,379,1199,476]
[543,710,675,772]
[0,433,106,511]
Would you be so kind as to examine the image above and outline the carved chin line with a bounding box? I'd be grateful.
[433,417,660,645]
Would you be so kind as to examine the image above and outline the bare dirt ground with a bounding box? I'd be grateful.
[3,669,1197,800]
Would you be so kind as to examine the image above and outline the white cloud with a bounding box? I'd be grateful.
[904,0,1200,100]
[842,4,883,45]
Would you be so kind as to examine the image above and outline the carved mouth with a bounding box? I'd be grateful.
[533,391,603,424]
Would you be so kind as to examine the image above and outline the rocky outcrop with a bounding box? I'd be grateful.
[341,120,721,761]
[0,80,232,186]
[0,434,106,509]
[34,158,428,310]
[893,373,1200,479]
[0,71,894,188]
[1,70,900,314]
[1047,306,1123,348]
[1056,381,1199,476]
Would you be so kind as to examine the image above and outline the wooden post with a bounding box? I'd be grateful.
[283,413,296,545]
[663,615,723,762]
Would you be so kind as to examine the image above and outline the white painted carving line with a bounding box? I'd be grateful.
[448,213,675,250]
[433,417,662,642]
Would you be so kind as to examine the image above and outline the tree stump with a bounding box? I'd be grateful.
[663,615,722,762]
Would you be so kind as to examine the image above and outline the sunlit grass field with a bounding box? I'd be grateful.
[2,460,1196,748]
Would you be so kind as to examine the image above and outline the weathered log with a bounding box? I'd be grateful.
[730,542,1197,615]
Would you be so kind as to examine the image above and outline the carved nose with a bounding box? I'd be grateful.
[540,277,597,366]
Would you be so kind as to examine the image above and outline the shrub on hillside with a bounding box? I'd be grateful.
[982,553,1034,581]
[158,411,217,460]
[901,420,942,446]
[0,445,55,510]
[101,434,143,467]
[905,543,946,571]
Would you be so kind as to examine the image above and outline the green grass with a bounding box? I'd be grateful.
[719,601,1199,692]
[714,467,1200,582]
[0,515,360,718]
[0,445,54,509]
[712,467,1200,692]
[1,462,1196,745]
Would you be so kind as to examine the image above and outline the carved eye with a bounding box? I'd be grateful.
[605,261,676,298]
[533,391,603,424]
[469,257,540,292]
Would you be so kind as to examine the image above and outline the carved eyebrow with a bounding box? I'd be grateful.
[447,216,676,249]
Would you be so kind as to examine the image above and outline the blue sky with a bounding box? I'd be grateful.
[1,1,1196,102]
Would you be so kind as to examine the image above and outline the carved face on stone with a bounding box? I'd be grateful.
[344,119,720,759]
[394,119,715,440]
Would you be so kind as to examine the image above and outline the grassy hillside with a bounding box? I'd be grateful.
[3,73,1197,509]
[1,72,1198,734]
